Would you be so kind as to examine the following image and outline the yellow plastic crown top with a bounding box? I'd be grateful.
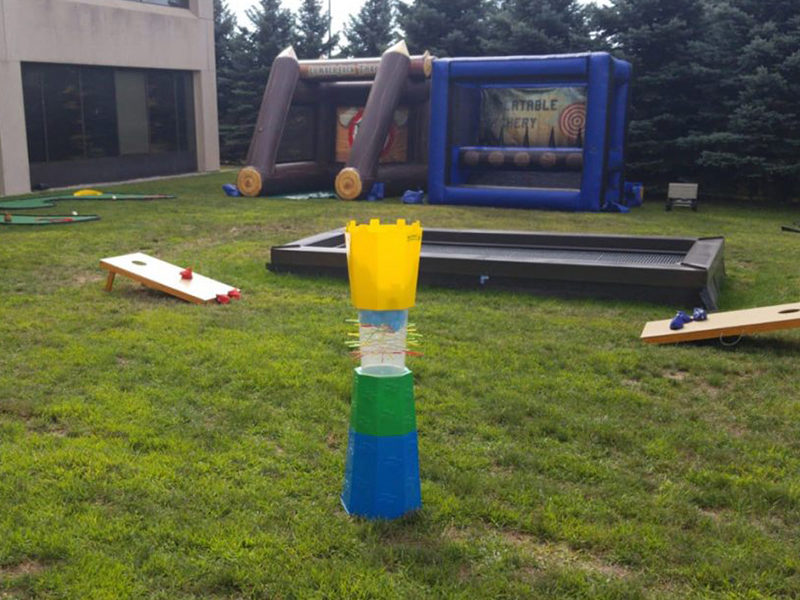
[345,219,422,310]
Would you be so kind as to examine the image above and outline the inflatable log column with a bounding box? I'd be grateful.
[335,41,411,200]
[236,47,300,197]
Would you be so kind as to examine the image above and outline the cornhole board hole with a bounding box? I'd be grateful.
[1,214,99,225]
[100,252,237,304]
[641,302,800,344]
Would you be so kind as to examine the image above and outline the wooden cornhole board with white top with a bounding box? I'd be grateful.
[641,302,800,344]
[100,252,237,304]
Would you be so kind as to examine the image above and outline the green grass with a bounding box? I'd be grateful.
[1,172,799,599]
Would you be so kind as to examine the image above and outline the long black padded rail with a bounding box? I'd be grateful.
[269,228,725,309]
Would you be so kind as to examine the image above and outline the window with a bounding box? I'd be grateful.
[82,67,119,158]
[115,70,149,155]
[22,63,197,187]
[147,70,179,153]
[23,63,195,163]
[42,64,83,161]
[176,72,195,153]
[125,0,190,8]
[21,67,46,163]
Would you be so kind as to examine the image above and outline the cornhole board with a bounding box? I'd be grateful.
[1,214,99,225]
[100,252,237,304]
[641,302,800,344]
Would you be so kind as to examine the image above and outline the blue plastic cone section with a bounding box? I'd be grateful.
[341,428,422,520]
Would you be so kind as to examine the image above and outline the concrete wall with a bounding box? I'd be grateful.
[0,0,219,195]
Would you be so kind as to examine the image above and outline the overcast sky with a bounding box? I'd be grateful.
[225,0,610,35]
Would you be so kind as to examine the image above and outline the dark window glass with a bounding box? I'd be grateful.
[115,70,149,155]
[81,67,118,158]
[147,71,178,153]
[139,0,189,7]
[22,62,194,170]
[42,64,84,161]
[22,65,47,163]
[176,72,195,152]
[124,0,189,7]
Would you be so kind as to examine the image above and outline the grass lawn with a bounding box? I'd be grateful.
[1,172,799,599]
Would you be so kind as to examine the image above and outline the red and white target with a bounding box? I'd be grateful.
[347,109,396,158]
[559,102,586,139]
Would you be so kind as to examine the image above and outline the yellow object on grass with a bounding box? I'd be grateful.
[74,189,103,197]
[346,219,422,310]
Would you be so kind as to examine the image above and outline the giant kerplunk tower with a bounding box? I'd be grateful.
[341,219,423,519]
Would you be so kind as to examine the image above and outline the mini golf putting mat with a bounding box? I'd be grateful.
[0,193,175,211]
[60,193,175,201]
[0,198,57,209]
[1,214,100,226]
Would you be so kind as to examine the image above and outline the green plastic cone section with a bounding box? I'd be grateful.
[350,368,416,437]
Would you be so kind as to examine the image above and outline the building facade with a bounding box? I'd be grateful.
[0,0,220,195]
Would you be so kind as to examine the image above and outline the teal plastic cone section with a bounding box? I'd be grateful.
[350,368,415,437]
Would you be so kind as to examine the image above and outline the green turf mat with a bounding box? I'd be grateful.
[1,214,100,226]
[0,193,174,211]
[0,198,56,209]
[64,193,175,201]
[279,191,336,200]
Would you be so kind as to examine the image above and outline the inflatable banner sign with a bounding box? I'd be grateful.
[479,87,586,148]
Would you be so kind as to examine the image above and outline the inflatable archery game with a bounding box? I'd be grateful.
[236,42,432,199]
[427,53,633,211]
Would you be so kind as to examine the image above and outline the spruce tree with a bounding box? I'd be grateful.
[218,28,259,163]
[245,0,295,80]
[484,0,592,56]
[294,0,339,59]
[342,0,395,57]
[219,0,295,163]
[700,14,800,199]
[398,0,493,57]
[593,0,710,183]
[213,0,238,125]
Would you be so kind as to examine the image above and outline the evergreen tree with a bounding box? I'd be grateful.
[699,13,800,199]
[484,0,592,56]
[213,0,238,124]
[245,0,295,80]
[294,0,339,59]
[397,0,493,57]
[593,0,711,183]
[219,1,295,163]
[726,0,798,25]
[342,0,395,57]
[218,28,258,163]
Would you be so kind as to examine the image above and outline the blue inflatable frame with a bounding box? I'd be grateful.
[428,53,633,211]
